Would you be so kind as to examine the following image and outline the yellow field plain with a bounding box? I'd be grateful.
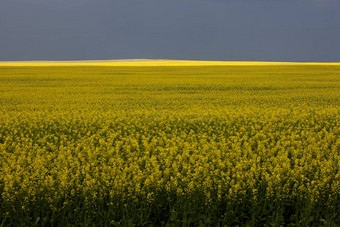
[0,64,339,225]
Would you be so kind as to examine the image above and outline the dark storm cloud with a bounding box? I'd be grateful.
[0,0,339,61]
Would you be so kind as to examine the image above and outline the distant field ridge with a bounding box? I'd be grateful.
[0,59,340,66]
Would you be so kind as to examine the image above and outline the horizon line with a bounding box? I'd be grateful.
[1,59,340,67]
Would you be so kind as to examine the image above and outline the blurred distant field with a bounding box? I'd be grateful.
[0,65,340,226]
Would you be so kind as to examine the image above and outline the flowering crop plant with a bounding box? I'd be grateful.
[0,64,339,225]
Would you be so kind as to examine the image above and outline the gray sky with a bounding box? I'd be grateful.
[1,0,340,62]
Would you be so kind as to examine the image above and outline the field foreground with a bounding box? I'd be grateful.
[0,65,340,226]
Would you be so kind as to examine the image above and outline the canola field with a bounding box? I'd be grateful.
[0,64,340,226]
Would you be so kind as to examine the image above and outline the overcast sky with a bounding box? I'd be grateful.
[0,0,340,62]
